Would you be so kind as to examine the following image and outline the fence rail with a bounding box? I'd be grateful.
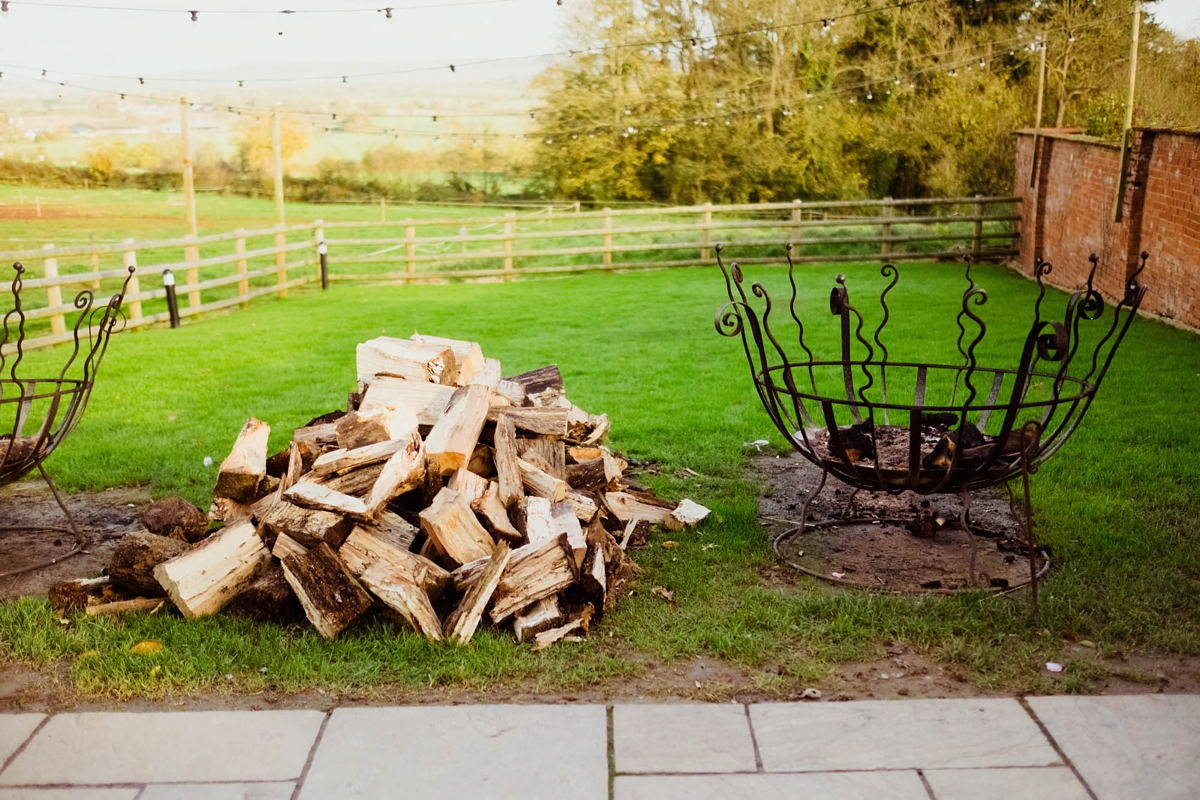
[1,196,1020,354]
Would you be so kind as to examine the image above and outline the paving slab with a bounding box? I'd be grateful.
[139,783,295,800]
[1028,694,1200,800]
[613,704,756,774]
[923,766,1090,799]
[297,704,606,800]
[0,711,324,787]
[615,771,928,800]
[0,791,139,800]
[751,698,1059,772]
[0,716,44,769]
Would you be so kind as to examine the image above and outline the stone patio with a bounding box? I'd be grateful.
[1,694,1196,798]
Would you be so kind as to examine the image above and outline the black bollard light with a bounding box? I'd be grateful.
[163,268,181,329]
[318,240,329,290]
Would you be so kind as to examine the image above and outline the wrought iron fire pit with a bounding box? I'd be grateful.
[716,243,1147,608]
[1,261,135,578]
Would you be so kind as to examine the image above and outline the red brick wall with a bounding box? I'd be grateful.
[1013,127,1200,329]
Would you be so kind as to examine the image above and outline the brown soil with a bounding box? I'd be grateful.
[0,205,110,221]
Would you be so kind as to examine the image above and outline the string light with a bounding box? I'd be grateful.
[449,64,455,72]
[189,9,198,23]
[1,1,9,14]
[382,7,393,18]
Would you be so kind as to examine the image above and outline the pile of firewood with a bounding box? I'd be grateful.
[51,334,708,648]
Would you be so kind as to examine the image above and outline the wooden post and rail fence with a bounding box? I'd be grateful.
[0,195,1020,355]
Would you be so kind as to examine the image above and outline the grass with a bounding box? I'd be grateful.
[1,256,1198,700]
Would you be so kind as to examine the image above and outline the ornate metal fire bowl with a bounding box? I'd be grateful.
[716,243,1147,605]
[1,262,135,578]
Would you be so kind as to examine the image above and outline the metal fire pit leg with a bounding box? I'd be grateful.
[1019,432,1040,619]
[0,465,89,580]
[770,467,829,553]
[962,488,980,587]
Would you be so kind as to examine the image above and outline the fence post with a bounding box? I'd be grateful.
[313,220,326,290]
[235,229,249,308]
[184,234,200,309]
[275,223,288,298]
[122,239,142,324]
[90,234,100,289]
[574,201,581,214]
[791,199,802,244]
[405,221,416,280]
[41,244,65,336]
[972,194,984,256]
[880,199,893,258]
[602,208,613,271]
[701,202,713,261]
[380,198,386,223]
[503,212,516,281]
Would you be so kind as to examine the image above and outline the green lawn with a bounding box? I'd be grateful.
[1,258,1198,700]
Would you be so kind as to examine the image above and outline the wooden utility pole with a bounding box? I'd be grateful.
[180,98,200,308]
[272,111,288,297]
[1029,42,1047,188]
[1113,0,1142,222]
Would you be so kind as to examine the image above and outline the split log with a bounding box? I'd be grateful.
[312,438,407,478]
[567,445,604,464]
[335,405,419,451]
[513,596,565,643]
[524,496,555,544]
[566,490,600,524]
[209,497,252,525]
[259,500,353,550]
[468,443,494,477]
[603,450,625,485]
[605,492,674,526]
[550,501,588,567]
[359,376,455,427]
[315,462,385,498]
[226,562,302,625]
[519,437,566,479]
[470,482,522,542]
[108,532,189,596]
[272,532,308,561]
[487,407,568,437]
[425,384,491,475]
[581,414,611,446]
[519,458,569,502]
[339,523,449,600]
[293,421,338,451]
[84,597,165,617]
[409,334,483,386]
[364,435,426,516]
[507,365,565,408]
[489,534,579,623]
[620,519,652,549]
[142,497,208,543]
[533,616,586,650]
[282,543,375,638]
[250,487,281,527]
[578,544,607,619]
[359,565,442,641]
[565,458,607,492]
[356,336,457,385]
[469,357,502,390]
[48,576,130,617]
[493,415,523,508]
[494,378,526,407]
[419,487,495,567]
[444,542,512,644]
[154,521,271,618]
[667,499,711,530]
[214,418,270,502]
[283,481,369,521]
[279,440,312,494]
[447,468,489,506]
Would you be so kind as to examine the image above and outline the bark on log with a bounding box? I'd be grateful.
[339,524,449,601]
[142,497,209,543]
[154,521,271,618]
[259,500,353,550]
[513,596,565,643]
[226,562,302,624]
[487,407,568,437]
[282,543,374,638]
[108,532,189,596]
[506,365,565,408]
[444,541,512,644]
[566,458,607,492]
[489,534,579,623]
[519,437,566,479]
[214,418,270,502]
[493,414,523,508]
[356,336,457,385]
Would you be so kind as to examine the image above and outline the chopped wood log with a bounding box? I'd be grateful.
[335,405,419,451]
[524,496,555,544]
[283,481,370,521]
[494,378,526,407]
[250,487,281,527]
[567,445,604,464]
[447,468,489,506]
[667,499,711,530]
[108,532,189,596]
[566,490,600,524]
[214,418,270,502]
[493,415,523,508]
[339,524,449,600]
[565,458,607,492]
[259,500,353,550]
[507,365,565,408]
[272,532,308,561]
[469,357,502,390]
[444,542,512,644]
[619,520,652,549]
[266,447,291,479]
[315,462,385,497]
[419,487,495,567]
[143,497,208,543]
[578,544,607,619]
[581,414,611,446]
[468,443,494,477]
[533,616,586,651]
[409,334,483,386]
[282,543,375,638]
[312,438,407,478]
[360,564,442,640]
[293,421,338,451]
[487,407,568,437]
[470,482,522,542]
[226,563,302,624]
[359,376,455,427]
[154,521,271,618]
[519,458,569,502]
[513,596,565,643]
[48,576,131,617]
[356,336,458,385]
[209,497,252,525]
[364,435,426,516]
[489,534,579,623]
[519,437,566,479]
[605,492,674,526]
[84,597,165,617]
[551,501,588,567]
[425,384,490,476]
[279,441,312,494]
[603,450,625,485]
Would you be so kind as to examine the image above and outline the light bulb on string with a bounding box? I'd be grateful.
[1068,31,1075,42]
[382,7,393,20]
[624,106,631,115]
[866,91,872,100]
[449,64,456,72]
[2,2,10,15]
[139,77,145,84]
[238,80,244,88]
[342,76,348,83]
[432,115,437,122]
[189,10,198,24]
[41,69,47,77]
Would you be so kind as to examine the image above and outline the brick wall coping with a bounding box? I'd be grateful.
[1012,128,1120,149]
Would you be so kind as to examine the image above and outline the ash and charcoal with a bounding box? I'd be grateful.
[802,415,1021,474]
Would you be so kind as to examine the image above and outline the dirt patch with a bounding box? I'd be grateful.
[0,480,151,600]
[755,451,1034,592]
[0,204,112,221]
